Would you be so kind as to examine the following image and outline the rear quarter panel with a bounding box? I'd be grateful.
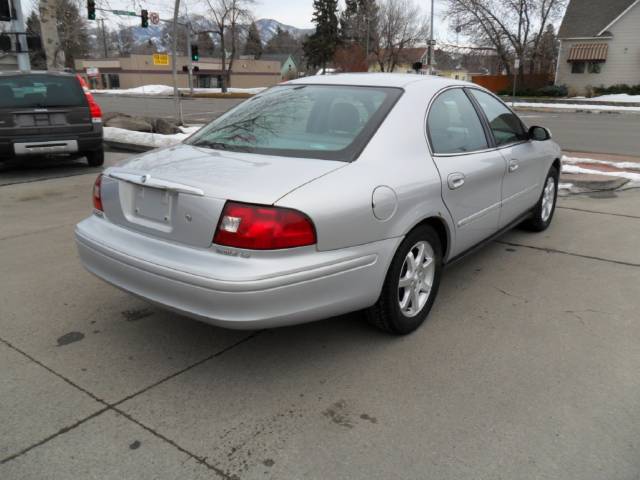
[276,81,455,258]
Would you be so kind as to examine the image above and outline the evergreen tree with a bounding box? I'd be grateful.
[243,21,263,58]
[26,11,47,70]
[303,0,339,72]
[265,26,298,54]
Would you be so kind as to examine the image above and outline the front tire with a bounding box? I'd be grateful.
[366,225,443,335]
[523,166,558,232]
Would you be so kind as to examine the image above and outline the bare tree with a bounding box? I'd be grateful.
[205,0,255,92]
[372,0,429,72]
[448,0,565,79]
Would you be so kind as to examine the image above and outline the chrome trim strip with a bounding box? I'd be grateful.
[108,171,205,197]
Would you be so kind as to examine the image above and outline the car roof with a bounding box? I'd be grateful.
[0,70,76,77]
[286,73,465,89]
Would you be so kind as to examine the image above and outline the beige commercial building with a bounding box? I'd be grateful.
[74,54,282,90]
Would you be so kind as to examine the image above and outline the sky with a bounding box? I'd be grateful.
[82,0,448,34]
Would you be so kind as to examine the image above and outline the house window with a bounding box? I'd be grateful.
[107,74,120,89]
[588,62,602,74]
[571,62,586,74]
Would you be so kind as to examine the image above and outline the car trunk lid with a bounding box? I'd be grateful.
[99,143,346,248]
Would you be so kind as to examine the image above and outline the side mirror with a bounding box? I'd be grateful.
[529,125,551,141]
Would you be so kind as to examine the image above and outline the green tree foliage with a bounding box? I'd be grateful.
[303,0,339,72]
[243,21,263,58]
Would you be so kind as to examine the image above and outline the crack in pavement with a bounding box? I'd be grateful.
[496,240,640,268]
[0,332,260,479]
[557,206,640,220]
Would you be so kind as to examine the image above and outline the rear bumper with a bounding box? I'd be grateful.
[75,215,400,329]
[0,125,102,159]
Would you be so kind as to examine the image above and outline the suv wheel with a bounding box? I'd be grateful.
[366,225,443,335]
[86,147,104,167]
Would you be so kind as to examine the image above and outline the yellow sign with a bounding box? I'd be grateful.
[152,54,169,66]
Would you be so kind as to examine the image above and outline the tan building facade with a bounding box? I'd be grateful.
[75,54,282,90]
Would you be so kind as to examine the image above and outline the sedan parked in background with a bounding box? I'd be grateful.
[76,74,561,334]
[0,71,104,166]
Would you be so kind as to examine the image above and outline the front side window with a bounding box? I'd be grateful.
[187,84,402,161]
[427,88,489,154]
[469,90,528,147]
[571,62,586,74]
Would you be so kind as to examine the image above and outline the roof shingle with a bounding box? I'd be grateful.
[557,0,637,38]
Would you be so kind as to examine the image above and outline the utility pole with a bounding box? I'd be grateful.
[98,19,108,58]
[186,23,193,94]
[11,0,30,71]
[427,0,435,74]
[170,0,183,125]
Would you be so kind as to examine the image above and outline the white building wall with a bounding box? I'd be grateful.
[556,1,640,94]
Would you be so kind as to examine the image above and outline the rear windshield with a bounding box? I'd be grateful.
[186,84,402,161]
[0,74,86,109]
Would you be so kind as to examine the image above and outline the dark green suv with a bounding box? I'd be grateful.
[0,71,104,166]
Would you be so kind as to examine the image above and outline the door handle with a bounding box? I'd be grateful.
[508,159,519,172]
[447,172,465,190]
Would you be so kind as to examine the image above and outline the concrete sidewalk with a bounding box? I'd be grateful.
[1,172,639,479]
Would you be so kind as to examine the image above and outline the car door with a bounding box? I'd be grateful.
[427,88,506,256]
[468,89,547,228]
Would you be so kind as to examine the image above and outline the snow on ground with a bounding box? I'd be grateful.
[104,125,202,148]
[92,85,266,96]
[513,101,640,113]
[561,163,640,185]
[588,94,640,103]
[562,155,640,171]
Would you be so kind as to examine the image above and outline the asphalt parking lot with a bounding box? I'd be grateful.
[1,153,640,479]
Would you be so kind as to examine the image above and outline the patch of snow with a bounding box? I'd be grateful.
[589,94,640,103]
[104,125,203,148]
[513,101,640,113]
[562,155,640,171]
[92,85,266,96]
[558,182,573,190]
[562,163,640,184]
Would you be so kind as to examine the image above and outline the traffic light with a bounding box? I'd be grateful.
[1,0,13,22]
[87,0,95,20]
[141,9,148,28]
[191,45,199,62]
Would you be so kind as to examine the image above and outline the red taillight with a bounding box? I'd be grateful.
[214,202,316,250]
[76,74,102,121]
[93,174,103,212]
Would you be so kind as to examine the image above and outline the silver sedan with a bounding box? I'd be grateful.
[76,74,561,334]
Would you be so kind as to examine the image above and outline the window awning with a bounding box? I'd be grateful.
[567,43,608,62]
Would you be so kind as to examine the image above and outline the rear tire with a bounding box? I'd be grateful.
[86,147,104,167]
[366,225,443,335]
[523,166,558,232]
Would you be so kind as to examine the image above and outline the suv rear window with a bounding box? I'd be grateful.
[186,84,403,161]
[0,74,86,109]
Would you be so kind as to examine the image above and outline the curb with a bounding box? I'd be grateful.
[104,140,154,153]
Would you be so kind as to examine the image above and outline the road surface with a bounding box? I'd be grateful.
[94,94,640,158]
[2,148,640,479]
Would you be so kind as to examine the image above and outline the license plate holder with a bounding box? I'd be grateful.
[134,186,173,223]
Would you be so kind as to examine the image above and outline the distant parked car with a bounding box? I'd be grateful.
[0,71,104,166]
[76,74,561,334]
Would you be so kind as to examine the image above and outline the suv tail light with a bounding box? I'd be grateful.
[76,74,102,122]
[214,202,316,250]
[93,174,103,213]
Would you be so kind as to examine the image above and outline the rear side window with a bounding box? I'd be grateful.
[427,88,488,154]
[469,90,528,146]
[0,74,85,109]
